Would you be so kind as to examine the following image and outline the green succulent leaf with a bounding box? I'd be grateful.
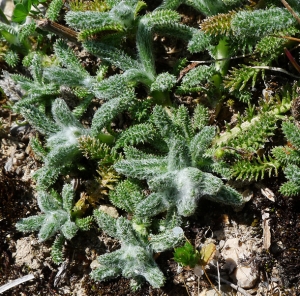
[174,241,201,268]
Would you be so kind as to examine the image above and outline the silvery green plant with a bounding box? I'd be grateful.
[16,183,93,264]
[8,53,59,112]
[66,1,197,107]
[157,0,243,16]
[0,11,37,67]
[175,1,299,103]
[273,120,300,196]
[114,105,243,218]
[19,97,114,189]
[8,41,100,118]
[91,209,184,290]
[43,40,138,133]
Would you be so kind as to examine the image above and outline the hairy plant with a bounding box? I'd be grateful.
[157,0,243,16]
[212,89,292,181]
[66,2,197,107]
[184,2,300,102]
[273,121,300,196]
[114,105,243,218]
[16,183,93,263]
[0,17,37,65]
[19,97,114,189]
[91,209,184,290]
[7,54,60,112]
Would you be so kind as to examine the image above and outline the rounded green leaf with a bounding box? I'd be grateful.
[12,3,29,23]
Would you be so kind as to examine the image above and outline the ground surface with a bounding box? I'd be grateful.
[1,1,300,295]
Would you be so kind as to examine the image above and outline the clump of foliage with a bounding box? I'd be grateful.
[0,0,65,67]
[19,97,114,189]
[273,120,300,196]
[16,183,93,263]
[114,105,243,218]
[91,209,184,290]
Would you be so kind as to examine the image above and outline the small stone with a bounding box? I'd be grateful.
[232,266,259,289]
[205,285,233,295]
[13,237,49,270]
[90,259,100,269]
[186,275,196,282]
[99,205,119,218]
[242,188,253,202]
[219,240,225,249]
[15,152,25,160]
[221,238,240,273]
[172,226,184,236]
[193,265,203,277]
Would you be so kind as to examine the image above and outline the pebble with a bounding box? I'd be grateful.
[221,238,260,289]
[186,275,196,282]
[219,239,225,249]
[232,266,259,289]
[0,0,14,20]
[90,259,100,269]
[205,285,234,296]
[99,205,119,218]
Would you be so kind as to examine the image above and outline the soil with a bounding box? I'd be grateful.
[1,2,300,296]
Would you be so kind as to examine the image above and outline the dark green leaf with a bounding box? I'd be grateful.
[173,242,201,268]
[12,3,29,23]
[24,0,32,12]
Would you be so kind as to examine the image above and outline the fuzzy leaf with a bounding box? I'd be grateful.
[177,65,216,94]
[114,158,168,180]
[93,209,119,239]
[109,180,145,213]
[283,164,300,184]
[38,191,62,212]
[61,220,78,240]
[19,104,59,135]
[38,212,67,241]
[192,104,210,131]
[62,183,74,212]
[282,121,300,149]
[150,227,184,252]
[91,93,134,136]
[115,123,156,149]
[16,215,46,233]
[188,30,214,53]
[172,105,194,142]
[152,105,178,141]
[51,235,65,264]
[66,11,111,30]
[167,138,191,170]
[279,181,300,196]
[84,41,140,71]
[52,98,83,129]
[46,0,63,21]
[90,264,121,282]
[272,146,300,165]
[190,126,215,166]
[231,8,296,39]
[150,72,176,92]
[205,184,243,206]
[135,192,170,217]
